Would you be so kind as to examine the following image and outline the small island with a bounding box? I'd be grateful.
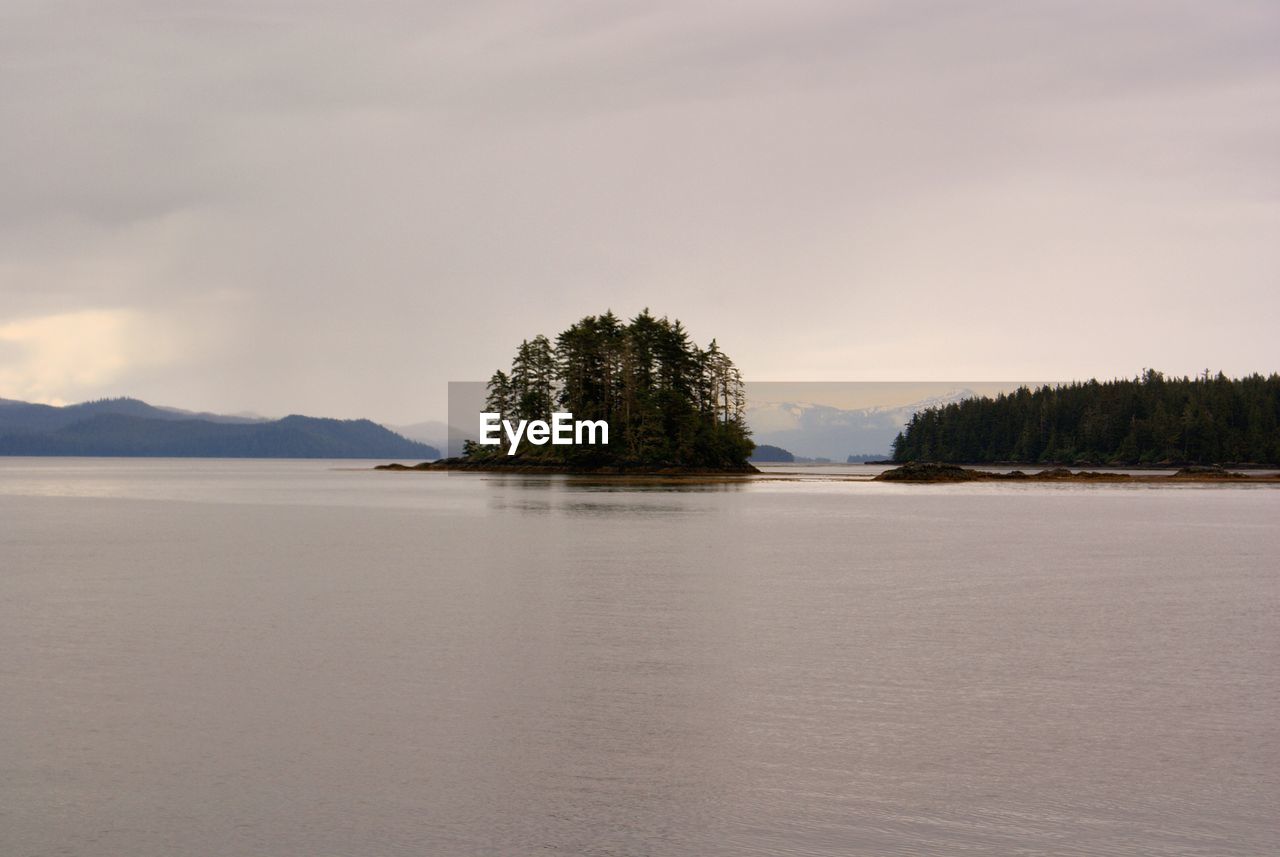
[380,311,757,474]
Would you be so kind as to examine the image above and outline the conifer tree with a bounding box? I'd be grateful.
[474,311,755,468]
[893,371,1280,465]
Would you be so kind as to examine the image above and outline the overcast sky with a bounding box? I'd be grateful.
[2,0,1277,423]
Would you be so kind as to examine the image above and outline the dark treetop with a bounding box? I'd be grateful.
[467,310,755,470]
[893,370,1280,466]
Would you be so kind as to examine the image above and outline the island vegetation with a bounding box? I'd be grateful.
[439,311,756,472]
[893,370,1280,466]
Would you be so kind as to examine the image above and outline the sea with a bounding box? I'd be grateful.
[2,458,1277,856]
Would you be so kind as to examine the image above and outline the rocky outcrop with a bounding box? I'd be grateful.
[1171,465,1246,479]
[874,462,984,482]
[875,462,1276,484]
[376,458,760,475]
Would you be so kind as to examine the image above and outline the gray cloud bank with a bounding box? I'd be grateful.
[2,0,1277,422]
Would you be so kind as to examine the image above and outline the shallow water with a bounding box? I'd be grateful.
[2,459,1277,856]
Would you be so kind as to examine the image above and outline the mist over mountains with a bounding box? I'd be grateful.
[387,420,451,454]
[745,390,977,460]
[0,398,439,459]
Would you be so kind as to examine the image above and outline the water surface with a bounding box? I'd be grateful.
[2,459,1277,856]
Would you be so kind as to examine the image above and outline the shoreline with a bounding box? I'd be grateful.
[873,463,1280,484]
[861,461,1280,471]
[375,459,761,476]
[372,459,1280,485]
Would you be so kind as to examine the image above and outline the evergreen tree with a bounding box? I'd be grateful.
[893,371,1280,465]
[471,311,755,468]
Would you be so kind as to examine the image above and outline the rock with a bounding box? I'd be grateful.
[875,462,981,482]
[1035,467,1075,478]
[1171,465,1244,479]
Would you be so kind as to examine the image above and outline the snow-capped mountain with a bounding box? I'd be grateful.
[745,389,977,459]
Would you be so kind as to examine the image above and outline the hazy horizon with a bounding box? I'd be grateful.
[3,1,1277,424]
[5,379,1032,429]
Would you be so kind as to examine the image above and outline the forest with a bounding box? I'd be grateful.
[467,310,755,469]
[892,371,1280,465]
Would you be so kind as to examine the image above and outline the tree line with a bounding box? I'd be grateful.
[473,310,754,468]
[893,370,1280,465]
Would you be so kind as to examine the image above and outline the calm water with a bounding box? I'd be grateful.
[2,459,1277,856]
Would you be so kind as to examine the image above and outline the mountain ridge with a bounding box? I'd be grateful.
[0,397,439,459]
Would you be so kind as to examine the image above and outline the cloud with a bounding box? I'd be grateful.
[1,1,1277,421]
[0,309,181,404]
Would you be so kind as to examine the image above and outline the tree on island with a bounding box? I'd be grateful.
[893,370,1280,466]
[468,310,755,469]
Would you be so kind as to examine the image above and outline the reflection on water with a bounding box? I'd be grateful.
[482,473,754,492]
[486,473,744,516]
[1,458,1277,857]
[493,498,700,517]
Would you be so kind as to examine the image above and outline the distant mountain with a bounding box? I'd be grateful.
[0,397,265,434]
[749,444,795,463]
[0,398,439,459]
[156,405,268,424]
[745,390,978,460]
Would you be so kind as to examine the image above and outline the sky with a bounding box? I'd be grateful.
[2,0,1277,424]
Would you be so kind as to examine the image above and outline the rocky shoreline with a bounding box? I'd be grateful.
[873,462,1276,483]
[375,458,760,476]
[374,458,1279,484]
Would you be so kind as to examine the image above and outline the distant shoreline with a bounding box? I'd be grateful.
[375,459,760,476]
[861,460,1280,471]
[371,460,1280,484]
[873,463,1280,484]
